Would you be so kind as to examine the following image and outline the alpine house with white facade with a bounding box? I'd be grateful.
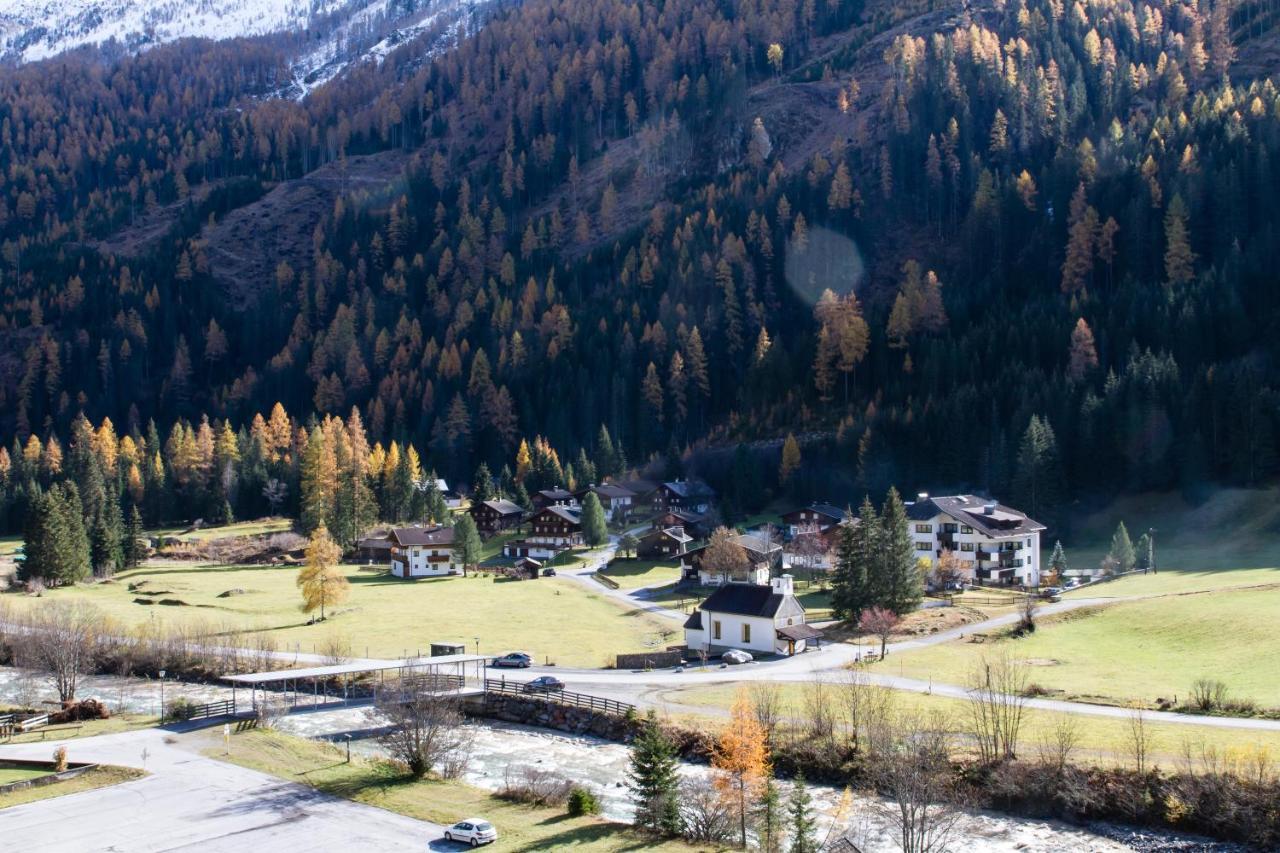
[906,494,1045,586]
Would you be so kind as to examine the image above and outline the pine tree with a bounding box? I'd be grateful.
[787,773,818,853]
[831,500,875,621]
[453,513,483,575]
[90,495,123,578]
[627,713,682,836]
[754,780,784,853]
[1013,415,1063,525]
[878,487,922,614]
[473,462,496,502]
[124,504,145,568]
[1049,540,1068,581]
[581,491,608,546]
[1164,193,1195,287]
[778,434,801,489]
[1109,521,1135,573]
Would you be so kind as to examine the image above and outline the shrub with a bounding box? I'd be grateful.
[1190,678,1229,711]
[53,745,67,772]
[164,697,197,722]
[567,785,602,816]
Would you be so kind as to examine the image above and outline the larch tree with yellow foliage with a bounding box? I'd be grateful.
[712,688,772,848]
[298,525,348,621]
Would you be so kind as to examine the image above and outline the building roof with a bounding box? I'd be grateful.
[661,479,715,499]
[535,488,575,502]
[536,504,582,524]
[907,494,1045,538]
[776,623,824,642]
[684,610,703,630]
[615,478,658,496]
[581,483,636,500]
[698,584,804,620]
[783,503,849,523]
[734,533,783,556]
[390,525,455,547]
[477,499,524,516]
[223,654,489,684]
[660,509,705,524]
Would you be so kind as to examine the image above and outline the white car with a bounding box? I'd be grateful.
[721,649,753,665]
[444,818,497,847]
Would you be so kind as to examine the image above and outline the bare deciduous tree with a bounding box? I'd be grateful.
[874,710,962,853]
[748,682,783,744]
[1035,713,1080,775]
[14,602,103,703]
[374,688,474,778]
[678,777,735,843]
[966,651,1028,763]
[1126,703,1153,774]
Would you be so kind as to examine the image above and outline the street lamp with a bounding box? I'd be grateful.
[474,637,480,657]
[158,669,166,721]
[1148,528,1157,575]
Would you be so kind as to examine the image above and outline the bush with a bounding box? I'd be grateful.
[1190,678,1230,711]
[53,745,67,772]
[497,766,573,806]
[164,697,197,722]
[567,785,602,816]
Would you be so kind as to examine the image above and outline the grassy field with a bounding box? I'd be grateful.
[880,579,1280,708]
[661,683,1280,769]
[599,560,683,590]
[1063,566,1280,598]
[0,767,52,784]
[208,729,712,852]
[2,561,681,667]
[1053,488,1280,572]
[149,518,295,542]
[0,713,158,745]
[0,765,145,809]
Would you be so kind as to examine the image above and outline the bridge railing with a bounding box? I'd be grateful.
[484,679,634,716]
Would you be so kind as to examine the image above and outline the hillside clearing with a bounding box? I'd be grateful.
[2,561,679,668]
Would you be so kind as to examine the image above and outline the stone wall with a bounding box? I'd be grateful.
[615,650,684,669]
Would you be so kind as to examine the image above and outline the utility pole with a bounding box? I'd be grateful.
[1148,528,1156,575]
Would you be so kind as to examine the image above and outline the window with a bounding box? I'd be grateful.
[916,541,933,551]
[960,542,975,552]
[961,525,973,534]
[915,523,933,534]
[742,623,751,643]
[712,620,721,641]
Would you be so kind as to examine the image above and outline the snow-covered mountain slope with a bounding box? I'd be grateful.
[0,0,473,69]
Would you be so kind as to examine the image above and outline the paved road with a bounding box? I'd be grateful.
[0,727,447,852]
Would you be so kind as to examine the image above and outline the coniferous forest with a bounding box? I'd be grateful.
[1,0,1279,539]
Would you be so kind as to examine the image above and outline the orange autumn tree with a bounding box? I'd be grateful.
[712,688,772,847]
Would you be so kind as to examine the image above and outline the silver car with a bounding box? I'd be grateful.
[444,818,497,847]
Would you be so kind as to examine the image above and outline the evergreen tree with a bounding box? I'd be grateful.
[787,773,818,853]
[831,500,875,621]
[627,713,681,836]
[472,462,496,502]
[878,487,922,614]
[1049,540,1068,580]
[778,434,801,492]
[580,491,608,546]
[90,495,124,578]
[299,427,333,534]
[124,504,145,568]
[1109,521,1135,573]
[453,513,483,575]
[20,489,59,585]
[1013,415,1063,526]
[754,779,784,853]
[1134,531,1152,572]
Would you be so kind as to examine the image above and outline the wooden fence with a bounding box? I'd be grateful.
[484,679,634,716]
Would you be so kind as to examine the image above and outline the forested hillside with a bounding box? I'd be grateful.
[1,0,1279,534]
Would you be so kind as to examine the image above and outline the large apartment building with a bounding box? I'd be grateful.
[906,494,1045,586]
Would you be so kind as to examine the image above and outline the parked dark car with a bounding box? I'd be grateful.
[541,567,556,577]
[523,676,565,692]
[490,652,532,668]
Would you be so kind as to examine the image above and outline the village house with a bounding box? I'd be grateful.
[504,504,583,560]
[614,478,658,507]
[388,526,462,578]
[355,528,393,563]
[682,531,782,586]
[780,503,850,539]
[650,479,716,514]
[650,509,709,540]
[906,493,1045,586]
[428,478,465,509]
[531,488,578,512]
[574,482,637,522]
[637,526,693,560]
[469,498,525,537]
[683,575,822,657]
